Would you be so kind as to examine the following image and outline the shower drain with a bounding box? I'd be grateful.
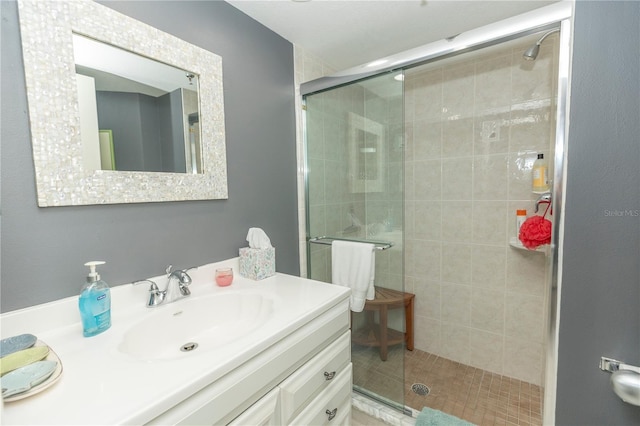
[411,383,430,396]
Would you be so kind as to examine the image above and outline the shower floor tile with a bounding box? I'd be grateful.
[352,345,543,426]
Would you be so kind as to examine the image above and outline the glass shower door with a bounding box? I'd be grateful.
[304,71,405,409]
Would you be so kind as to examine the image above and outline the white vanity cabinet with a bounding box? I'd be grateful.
[279,331,352,424]
[289,363,352,425]
[230,332,352,426]
[148,298,352,426]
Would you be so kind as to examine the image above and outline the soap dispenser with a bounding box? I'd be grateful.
[79,261,111,337]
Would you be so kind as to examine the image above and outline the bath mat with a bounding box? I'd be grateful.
[415,407,475,426]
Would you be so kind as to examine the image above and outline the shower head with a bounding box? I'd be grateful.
[523,28,560,61]
[523,44,541,61]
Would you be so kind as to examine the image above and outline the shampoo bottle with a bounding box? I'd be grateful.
[532,153,549,192]
[516,209,527,238]
[79,261,111,337]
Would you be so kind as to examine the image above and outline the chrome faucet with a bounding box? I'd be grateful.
[136,265,196,308]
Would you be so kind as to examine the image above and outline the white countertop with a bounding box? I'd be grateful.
[0,258,350,425]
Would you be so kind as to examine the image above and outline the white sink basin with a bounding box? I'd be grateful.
[118,293,274,360]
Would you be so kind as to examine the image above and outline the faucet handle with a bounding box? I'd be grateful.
[133,279,164,307]
[165,265,173,276]
[133,279,157,288]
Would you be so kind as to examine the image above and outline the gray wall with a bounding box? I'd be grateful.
[0,0,298,312]
[96,91,150,171]
[556,1,640,424]
[96,89,186,173]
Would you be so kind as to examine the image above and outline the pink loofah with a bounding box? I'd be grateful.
[519,215,552,250]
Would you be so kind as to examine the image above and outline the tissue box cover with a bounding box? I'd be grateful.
[239,247,275,280]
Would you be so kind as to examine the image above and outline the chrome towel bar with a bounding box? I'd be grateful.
[308,236,394,251]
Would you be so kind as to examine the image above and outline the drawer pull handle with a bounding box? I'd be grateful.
[326,408,338,421]
[324,371,336,381]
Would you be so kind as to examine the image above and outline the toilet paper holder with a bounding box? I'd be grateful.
[600,356,640,374]
[600,356,640,406]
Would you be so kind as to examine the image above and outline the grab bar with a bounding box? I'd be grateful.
[308,236,394,251]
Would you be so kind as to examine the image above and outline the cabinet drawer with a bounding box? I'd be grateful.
[289,363,352,426]
[228,388,280,426]
[280,331,351,423]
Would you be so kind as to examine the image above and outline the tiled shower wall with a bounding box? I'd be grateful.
[403,34,559,385]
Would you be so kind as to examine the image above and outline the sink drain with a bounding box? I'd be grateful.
[180,342,198,352]
[411,383,430,396]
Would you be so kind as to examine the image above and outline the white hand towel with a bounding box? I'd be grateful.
[331,240,375,312]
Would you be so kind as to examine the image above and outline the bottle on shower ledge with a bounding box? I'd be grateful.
[532,153,549,192]
[516,209,527,239]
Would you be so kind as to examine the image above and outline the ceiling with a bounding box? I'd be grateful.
[225,0,558,72]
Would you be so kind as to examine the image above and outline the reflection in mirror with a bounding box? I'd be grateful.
[17,0,227,206]
[73,34,202,174]
[348,113,385,193]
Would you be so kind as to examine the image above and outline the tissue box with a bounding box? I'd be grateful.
[239,247,275,280]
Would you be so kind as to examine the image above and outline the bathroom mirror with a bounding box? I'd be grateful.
[74,34,202,174]
[17,0,227,206]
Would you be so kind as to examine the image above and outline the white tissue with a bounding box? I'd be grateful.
[246,228,273,249]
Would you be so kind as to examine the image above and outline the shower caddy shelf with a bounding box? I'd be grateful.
[509,237,549,254]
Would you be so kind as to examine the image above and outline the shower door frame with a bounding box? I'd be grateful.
[300,3,572,423]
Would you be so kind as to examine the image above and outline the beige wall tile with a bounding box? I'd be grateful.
[441,201,473,242]
[442,243,472,284]
[442,63,475,120]
[414,159,442,200]
[471,245,507,289]
[471,287,505,333]
[506,248,547,297]
[440,322,470,364]
[413,278,441,320]
[414,315,441,354]
[503,336,544,384]
[505,291,545,342]
[475,54,512,110]
[413,239,441,279]
[473,154,509,200]
[414,119,442,160]
[509,102,553,153]
[441,282,471,325]
[469,330,504,373]
[414,201,442,240]
[442,117,474,158]
[472,200,508,244]
[442,157,473,200]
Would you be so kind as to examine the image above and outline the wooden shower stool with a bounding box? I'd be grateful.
[350,287,415,361]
